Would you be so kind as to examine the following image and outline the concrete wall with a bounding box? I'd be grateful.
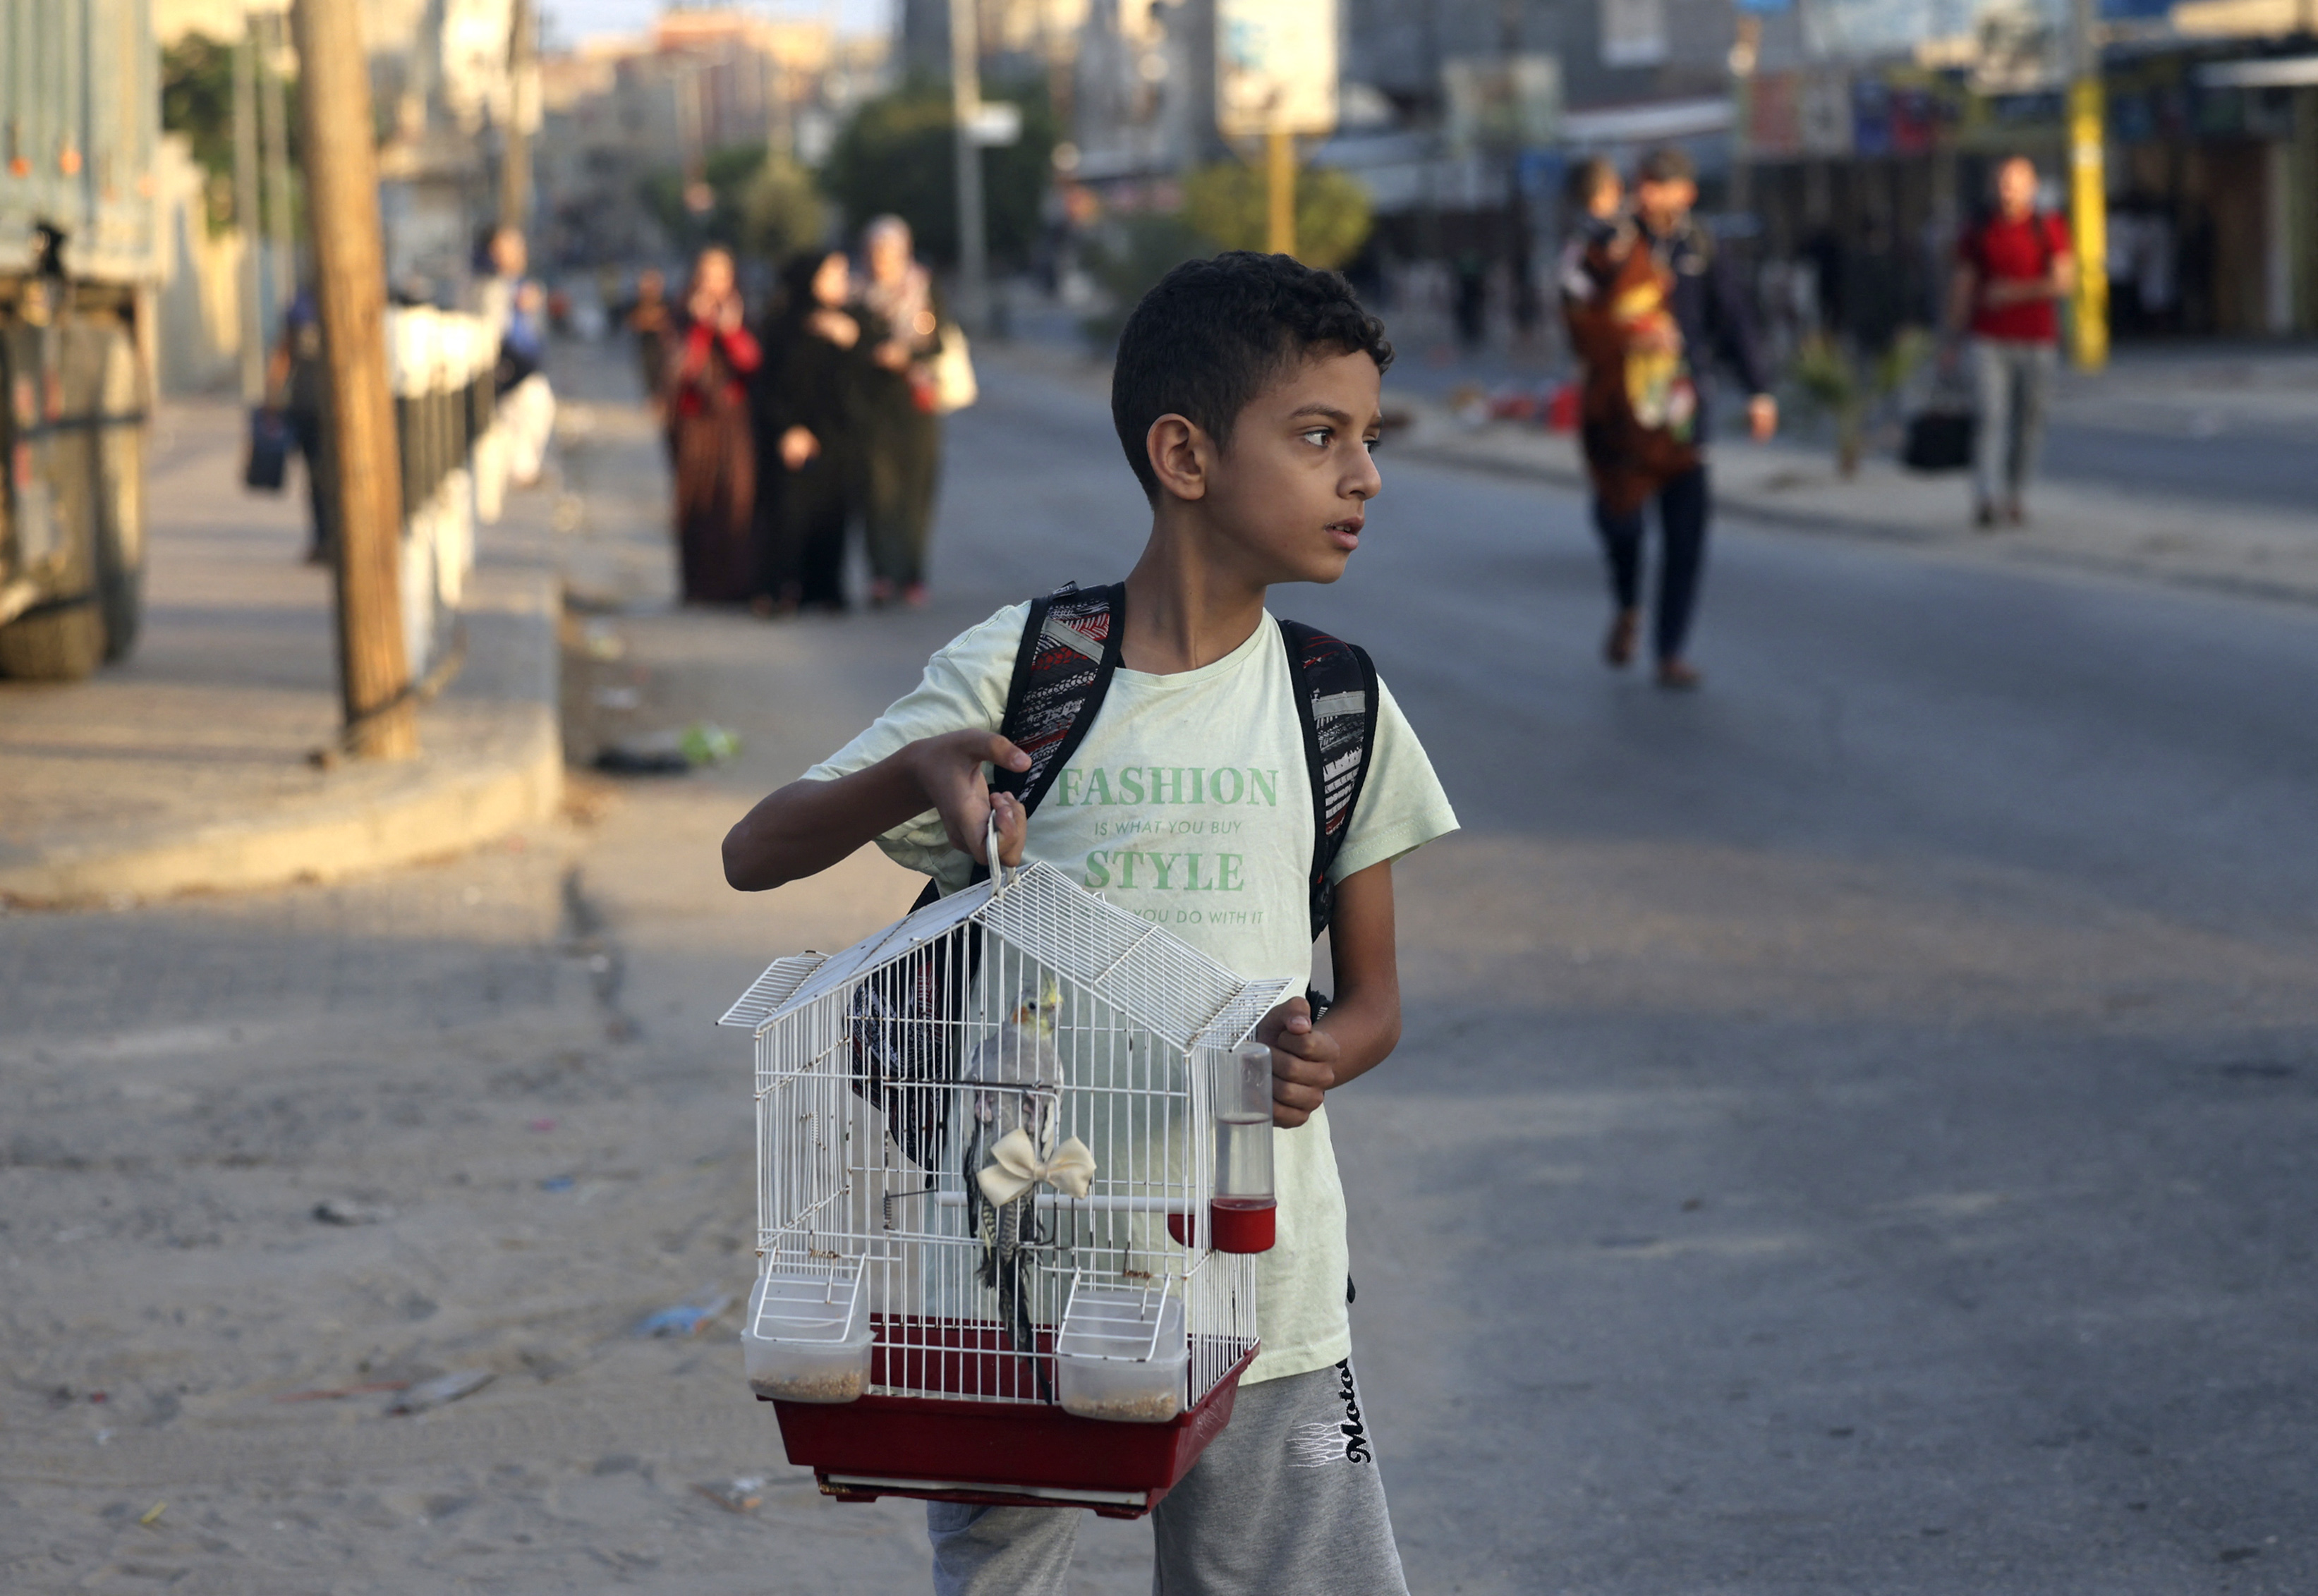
[151,134,244,397]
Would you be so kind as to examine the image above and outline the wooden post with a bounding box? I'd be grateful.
[291,0,415,759]
[1266,128,1295,259]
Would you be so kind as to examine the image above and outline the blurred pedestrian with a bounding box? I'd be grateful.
[265,286,335,565]
[855,216,945,609]
[1943,155,2073,529]
[1452,250,1488,351]
[622,266,676,416]
[753,249,867,615]
[1566,147,1776,690]
[478,226,556,488]
[667,246,763,606]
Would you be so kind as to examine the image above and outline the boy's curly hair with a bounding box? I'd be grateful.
[1111,252,1392,499]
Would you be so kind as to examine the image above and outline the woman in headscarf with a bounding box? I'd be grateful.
[667,245,762,604]
[753,248,868,614]
[854,216,945,608]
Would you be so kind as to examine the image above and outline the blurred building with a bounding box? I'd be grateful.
[900,0,1091,86]
[533,10,887,270]
[1071,0,1218,183]
[366,0,530,302]
[1734,0,2318,340]
[157,0,527,304]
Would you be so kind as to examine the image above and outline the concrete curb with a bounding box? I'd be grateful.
[0,546,564,909]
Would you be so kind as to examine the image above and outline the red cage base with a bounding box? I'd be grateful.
[765,1351,1255,1520]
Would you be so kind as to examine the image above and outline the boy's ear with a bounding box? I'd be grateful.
[1145,413,1210,502]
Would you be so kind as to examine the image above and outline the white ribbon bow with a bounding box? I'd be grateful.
[976,1127,1097,1206]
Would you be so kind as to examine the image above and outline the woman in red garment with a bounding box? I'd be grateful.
[668,246,763,604]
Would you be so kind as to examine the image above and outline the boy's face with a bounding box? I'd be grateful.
[1190,349,1384,586]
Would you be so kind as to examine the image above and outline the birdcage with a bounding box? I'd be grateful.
[718,834,1291,1518]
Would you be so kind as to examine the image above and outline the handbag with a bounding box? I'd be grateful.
[930,321,978,414]
[1903,403,1974,473]
[243,407,292,492]
[1903,365,1976,473]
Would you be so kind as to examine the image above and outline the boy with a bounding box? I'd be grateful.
[722,252,1457,1595]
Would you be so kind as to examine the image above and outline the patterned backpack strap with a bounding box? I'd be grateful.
[1280,619,1381,940]
[909,583,1124,910]
[993,580,1127,816]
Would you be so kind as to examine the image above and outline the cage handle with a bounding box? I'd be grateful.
[985,807,1006,889]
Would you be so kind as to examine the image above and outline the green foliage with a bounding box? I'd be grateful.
[1076,213,1213,353]
[161,33,237,233]
[641,143,788,260]
[739,156,828,264]
[1874,326,1934,401]
[817,80,1059,264]
[1179,162,1373,271]
[1790,332,1857,411]
[1789,333,1865,476]
[1790,325,1933,477]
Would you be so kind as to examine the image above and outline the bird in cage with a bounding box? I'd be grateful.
[961,977,1065,1396]
[847,932,971,1170]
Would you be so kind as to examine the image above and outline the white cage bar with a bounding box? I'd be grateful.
[723,861,1288,1418]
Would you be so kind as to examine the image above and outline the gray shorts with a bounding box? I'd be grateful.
[926,1359,1409,1596]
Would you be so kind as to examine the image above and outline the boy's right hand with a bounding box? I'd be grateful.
[904,730,1031,868]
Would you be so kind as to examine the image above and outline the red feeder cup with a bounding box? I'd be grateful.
[1209,1043,1276,1254]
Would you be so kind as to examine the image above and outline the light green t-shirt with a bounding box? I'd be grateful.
[806,602,1460,1382]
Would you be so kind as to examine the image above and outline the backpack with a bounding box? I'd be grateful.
[908,581,1381,940]
[864,583,1378,1171]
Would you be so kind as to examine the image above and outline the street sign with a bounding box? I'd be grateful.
[1216,0,1339,138]
[967,102,1022,147]
[1441,55,1564,152]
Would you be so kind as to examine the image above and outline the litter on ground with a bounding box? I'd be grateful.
[384,1369,494,1415]
[636,1289,733,1338]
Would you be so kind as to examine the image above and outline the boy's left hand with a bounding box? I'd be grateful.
[1257,997,1339,1129]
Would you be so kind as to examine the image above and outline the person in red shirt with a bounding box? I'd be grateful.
[1944,155,2074,527]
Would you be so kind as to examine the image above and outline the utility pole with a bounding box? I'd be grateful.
[1729,14,1761,219]
[291,0,416,760]
[1266,128,1296,257]
[500,0,534,232]
[2067,0,2108,370]
[949,0,988,332]
[233,28,264,406]
[257,8,295,320]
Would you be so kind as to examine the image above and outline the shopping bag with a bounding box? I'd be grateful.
[931,322,978,414]
[243,408,292,492]
[1902,406,1974,473]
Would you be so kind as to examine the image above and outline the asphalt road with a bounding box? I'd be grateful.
[4,339,2311,1594]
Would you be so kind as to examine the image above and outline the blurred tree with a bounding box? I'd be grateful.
[1076,214,1212,353]
[818,80,1058,265]
[160,33,238,232]
[1180,162,1373,269]
[642,143,777,259]
[739,157,827,265]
